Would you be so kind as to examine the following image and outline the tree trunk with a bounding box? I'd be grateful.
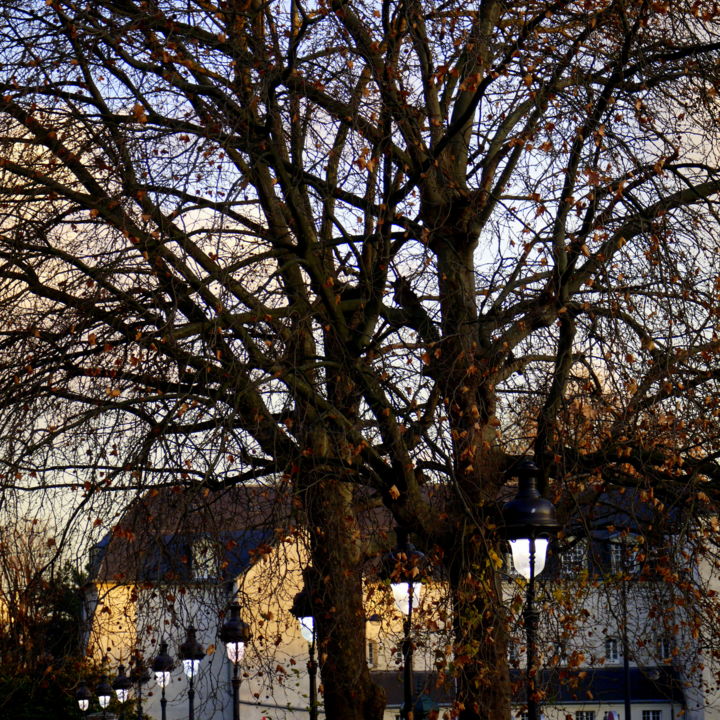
[429,219,513,716]
[448,532,512,720]
[303,469,386,720]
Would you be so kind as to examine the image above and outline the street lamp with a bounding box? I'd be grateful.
[112,663,132,718]
[75,682,92,713]
[290,581,319,720]
[220,602,252,720]
[381,527,426,720]
[502,458,559,720]
[152,641,174,720]
[129,657,150,720]
[95,675,113,720]
[179,625,205,720]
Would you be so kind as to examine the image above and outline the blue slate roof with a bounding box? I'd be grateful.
[512,667,685,705]
[373,667,685,709]
[89,484,288,584]
[139,528,273,583]
[564,487,683,539]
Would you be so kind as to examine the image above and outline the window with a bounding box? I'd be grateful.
[563,540,587,576]
[657,636,673,660]
[604,712,621,720]
[367,640,378,667]
[576,711,596,720]
[191,538,219,580]
[642,711,661,720]
[608,535,641,574]
[517,713,528,720]
[604,637,620,663]
[508,641,519,664]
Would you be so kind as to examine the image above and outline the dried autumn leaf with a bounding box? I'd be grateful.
[132,103,148,123]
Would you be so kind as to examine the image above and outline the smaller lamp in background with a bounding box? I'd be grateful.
[95,674,113,718]
[75,682,92,713]
[179,625,205,720]
[290,570,320,720]
[380,528,427,720]
[220,602,252,720]
[129,656,151,720]
[502,458,559,720]
[152,641,174,720]
[291,586,315,644]
[113,663,132,703]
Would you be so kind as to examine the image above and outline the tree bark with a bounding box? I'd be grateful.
[449,543,512,720]
[303,468,386,720]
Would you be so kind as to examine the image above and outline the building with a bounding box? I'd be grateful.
[84,484,448,720]
[505,487,704,720]
[84,483,717,720]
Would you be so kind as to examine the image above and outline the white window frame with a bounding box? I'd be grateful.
[563,539,587,576]
[642,711,661,720]
[605,637,620,663]
[577,711,596,720]
[367,639,378,667]
[191,537,219,580]
[658,635,673,660]
[609,533,641,574]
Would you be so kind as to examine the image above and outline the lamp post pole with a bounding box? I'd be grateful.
[381,528,426,720]
[180,625,205,720]
[402,579,414,720]
[129,657,150,720]
[220,601,252,720]
[621,563,631,720]
[307,631,318,720]
[524,538,539,720]
[502,459,559,720]
[152,641,174,720]
[291,572,319,720]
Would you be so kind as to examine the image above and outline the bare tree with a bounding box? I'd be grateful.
[0,519,82,669]
[3,1,720,718]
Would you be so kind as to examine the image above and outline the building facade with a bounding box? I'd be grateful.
[84,485,718,720]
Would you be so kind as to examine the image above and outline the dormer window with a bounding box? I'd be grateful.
[191,538,220,580]
[562,539,587,577]
[657,635,673,661]
[608,534,641,575]
[604,637,621,663]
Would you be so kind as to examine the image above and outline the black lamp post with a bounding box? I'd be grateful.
[502,459,559,720]
[152,641,174,720]
[129,657,150,720]
[179,625,205,720]
[381,528,426,720]
[75,682,92,714]
[220,602,252,720]
[112,664,132,718]
[290,581,319,720]
[95,675,113,720]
